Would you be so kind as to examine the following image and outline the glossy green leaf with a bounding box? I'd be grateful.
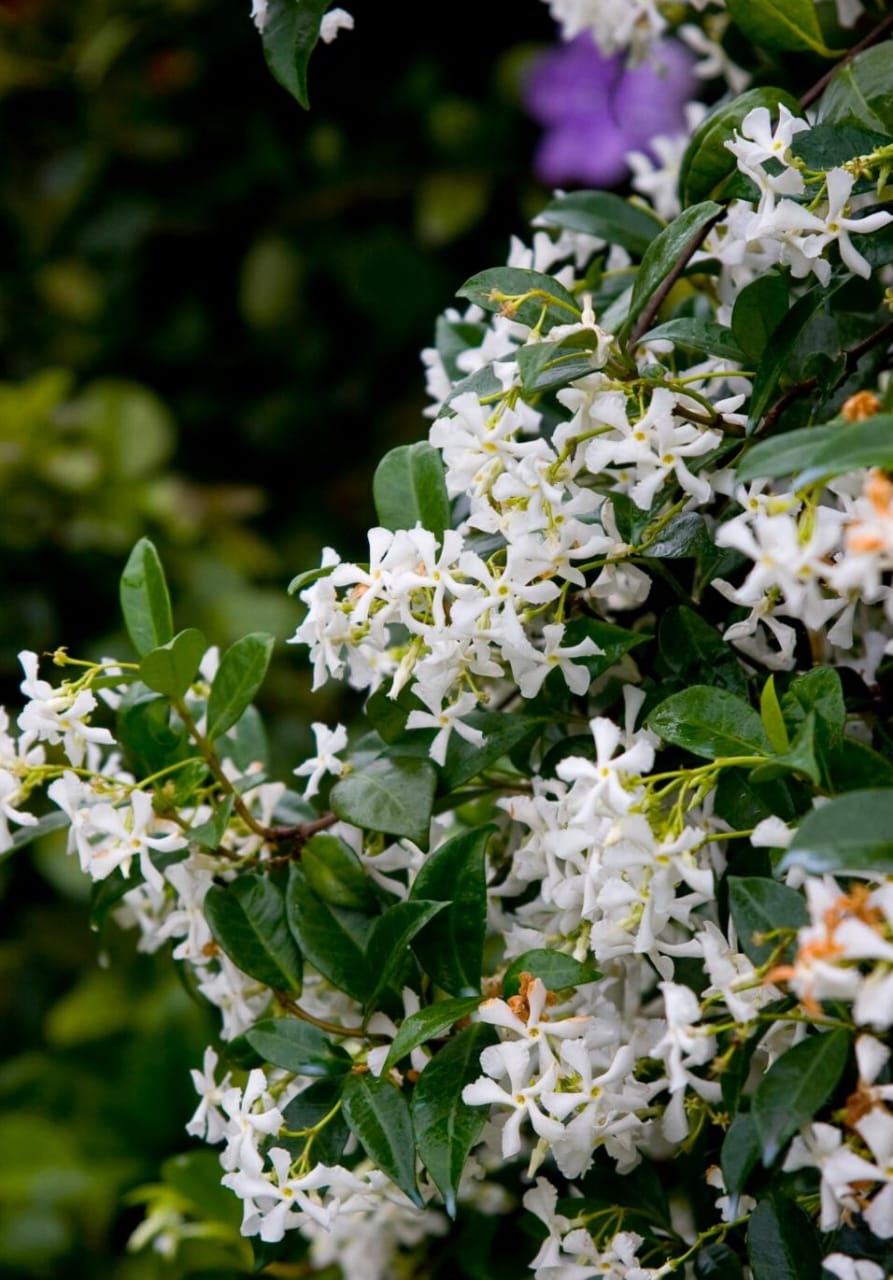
[372,441,450,541]
[119,537,174,657]
[206,633,275,741]
[749,711,820,786]
[342,1073,422,1207]
[742,413,893,490]
[244,1018,351,1077]
[779,789,893,875]
[759,676,789,754]
[747,1193,823,1280]
[302,833,378,912]
[679,89,803,208]
[456,266,580,333]
[116,687,192,778]
[732,272,789,364]
[623,202,722,340]
[441,712,543,790]
[642,512,712,560]
[261,0,329,108]
[647,686,772,760]
[753,1030,850,1164]
[412,1023,498,1217]
[819,46,893,134]
[657,606,747,696]
[728,877,808,967]
[204,874,303,994]
[187,794,235,851]
[287,865,373,1004]
[746,286,837,432]
[280,1078,350,1164]
[791,122,893,171]
[727,0,837,55]
[536,190,664,256]
[639,318,746,363]
[516,331,601,394]
[364,899,447,1012]
[139,628,207,699]
[783,667,846,737]
[382,996,482,1073]
[330,756,437,848]
[503,950,600,999]
[410,826,492,996]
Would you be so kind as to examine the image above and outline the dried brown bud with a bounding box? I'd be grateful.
[842,391,882,422]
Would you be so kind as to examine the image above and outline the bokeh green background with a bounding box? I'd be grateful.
[0,0,557,1273]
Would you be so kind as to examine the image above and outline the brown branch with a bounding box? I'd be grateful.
[276,993,371,1040]
[800,11,893,110]
[629,211,723,347]
[759,316,893,435]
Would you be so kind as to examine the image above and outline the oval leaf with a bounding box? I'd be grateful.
[622,202,722,340]
[261,0,328,107]
[727,0,837,55]
[780,789,893,876]
[372,442,451,541]
[120,537,174,657]
[410,826,492,996]
[503,949,600,999]
[382,996,483,1074]
[739,414,893,487]
[732,271,789,363]
[728,877,808,967]
[330,756,437,849]
[747,1194,823,1280]
[364,899,447,1013]
[206,633,275,741]
[287,865,372,1004]
[753,1030,850,1165]
[302,833,379,912]
[139,628,207,699]
[536,190,664,256]
[721,1112,761,1203]
[456,266,580,333]
[412,1022,498,1217]
[647,686,772,760]
[204,874,303,994]
[244,1017,351,1077]
[342,1073,422,1207]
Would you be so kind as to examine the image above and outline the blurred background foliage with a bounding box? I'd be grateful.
[0,0,555,1273]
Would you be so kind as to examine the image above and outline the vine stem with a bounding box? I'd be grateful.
[800,11,893,110]
[276,993,374,1041]
[172,696,271,838]
[628,210,723,347]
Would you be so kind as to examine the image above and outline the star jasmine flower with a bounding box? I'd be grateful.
[293,721,348,798]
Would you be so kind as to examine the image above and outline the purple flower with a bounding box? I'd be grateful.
[524,34,695,188]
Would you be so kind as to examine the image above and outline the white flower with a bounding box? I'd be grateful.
[319,7,353,43]
[17,650,114,767]
[294,722,348,798]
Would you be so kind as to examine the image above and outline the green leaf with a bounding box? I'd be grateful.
[119,538,174,657]
[639,319,746,363]
[502,950,600,999]
[753,1030,850,1164]
[749,711,821,786]
[826,737,893,793]
[732,272,789,364]
[280,1078,350,1164]
[747,1193,823,1280]
[679,89,803,208]
[728,877,808,967]
[642,512,712,560]
[622,203,722,340]
[657,606,747,696]
[287,865,373,1003]
[302,833,379,912]
[746,287,835,432]
[536,191,664,256]
[382,997,483,1073]
[779,789,893,875]
[647,686,772,761]
[260,0,329,108]
[410,826,492,996]
[244,1017,351,1077]
[516,332,602,394]
[721,1111,761,1203]
[372,442,451,541]
[783,667,846,738]
[204,874,303,994]
[456,266,580,333]
[206,633,275,741]
[791,122,893,171]
[412,1023,497,1216]
[116,687,192,778]
[187,794,235,851]
[330,757,437,848]
[139,628,207,699]
[727,0,838,55]
[440,712,543,791]
[287,561,337,596]
[342,1073,422,1207]
[819,46,893,135]
[739,415,893,489]
[364,899,448,1012]
[760,676,789,754]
